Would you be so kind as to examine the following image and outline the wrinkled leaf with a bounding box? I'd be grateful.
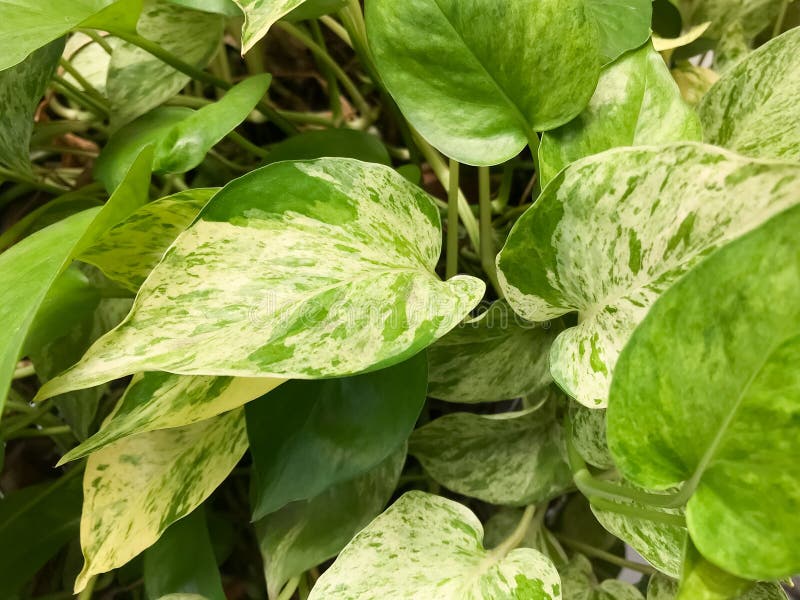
[585,0,653,63]
[428,300,559,403]
[76,409,247,592]
[539,44,701,186]
[497,143,800,407]
[107,0,223,127]
[38,158,484,398]
[410,397,571,506]
[247,353,426,518]
[699,27,800,162]
[0,39,63,173]
[257,446,405,599]
[608,204,800,579]
[366,0,602,165]
[309,491,562,599]
[560,554,644,600]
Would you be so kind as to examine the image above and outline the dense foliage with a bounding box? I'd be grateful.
[0,0,798,599]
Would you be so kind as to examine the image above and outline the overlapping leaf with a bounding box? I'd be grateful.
[608,204,800,579]
[585,0,653,63]
[38,158,484,398]
[560,554,644,600]
[308,492,563,600]
[497,143,800,407]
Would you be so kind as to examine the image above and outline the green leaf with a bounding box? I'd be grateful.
[0,0,141,71]
[569,402,613,469]
[560,554,644,600]
[233,0,308,54]
[61,372,281,463]
[591,497,686,578]
[284,0,347,21]
[264,128,391,166]
[257,446,405,599]
[37,158,484,398]
[584,0,653,63]
[539,44,701,187]
[75,409,247,592]
[0,148,151,411]
[410,397,571,506]
[365,0,602,166]
[676,0,784,40]
[647,574,787,600]
[677,542,754,600]
[607,204,800,579]
[0,473,83,597]
[0,39,63,173]
[247,353,426,519]
[167,0,241,16]
[497,143,800,407]
[144,507,225,600]
[428,300,560,403]
[107,0,223,127]
[80,188,218,291]
[308,491,563,600]
[698,28,800,162]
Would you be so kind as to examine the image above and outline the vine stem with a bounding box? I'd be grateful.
[0,166,68,194]
[773,0,791,37]
[446,159,460,279]
[489,505,537,559]
[555,534,658,575]
[478,166,503,296]
[98,27,297,135]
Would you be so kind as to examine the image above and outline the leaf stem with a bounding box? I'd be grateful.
[276,576,301,600]
[77,575,97,600]
[478,166,502,296]
[309,20,344,124]
[58,58,107,105]
[555,534,658,575]
[320,15,353,47]
[51,76,110,118]
[0,166,68,194]
[491,505,537,559]
[80,29,114,54]
[773,0,791,37]
[590,497,686,528]
[446,159,460,279]
[7,425,73,440]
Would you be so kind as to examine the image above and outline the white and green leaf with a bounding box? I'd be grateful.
[497,143,800,407]
[569,402,614,469]
[560,554,644,600]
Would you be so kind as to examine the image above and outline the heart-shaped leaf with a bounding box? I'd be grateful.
[37,158,484,398]
[607,204,800,579]
[366,0,603,165]
[428,300,560,403]
[497,143,800,407]
[308,491,563,599]
[699,27,800,162]
[247,353,426,518]
[76,409,247,592]
[539,44,701,186]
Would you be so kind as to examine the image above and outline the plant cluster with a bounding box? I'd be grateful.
[0,0,798,599]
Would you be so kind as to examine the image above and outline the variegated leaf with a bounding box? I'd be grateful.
[428,300,560,403]
[38,158,484,399]
[539,44,701,186]
[108,0,223,127]
[560,554,644,600]
[0,0,141,71]
[80,189,217,291]
[0,40,63,173]
[410,396,571,506]
[308,491,563,600]
[675,0,784,40]
[258,446,405,599]
[75,409,247,592]
[234,0,307,54]
[63,33,116,96]
[647,575,787,600]
[497,143,800,407]
[569,402,613,469]
[699,27,800,162]
[671,62,719,107]
[592,497,686,578]
[60,372,281,463]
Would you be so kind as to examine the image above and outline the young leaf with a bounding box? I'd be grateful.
[144,507,225,600]
[560,554,644,600]
[107,0,224,127]
[607,204,800,579]
[0,474,83,598]
[246,353,426,519]
[0,148,152,411]
[79,189,218,291]
[75,409,247,592]
[584,0,653,63]
[61,372,281,463]
[257,446,406,599]
[647,575,787,600]
[0,0,141,71]
[308,491,563,600]
[699,28,800,162]
[366,0,602,166]
[410,398,572,506]
[37,159,484,398]
[0,39,64,173]
[497,143,800,407]
[264,128,391,166]
[539,44,701,186]
[428,300,560,403]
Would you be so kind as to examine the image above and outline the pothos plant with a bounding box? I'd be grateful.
[0,0,798,598]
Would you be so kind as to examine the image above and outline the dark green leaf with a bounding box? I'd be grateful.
[265,128,391,166]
